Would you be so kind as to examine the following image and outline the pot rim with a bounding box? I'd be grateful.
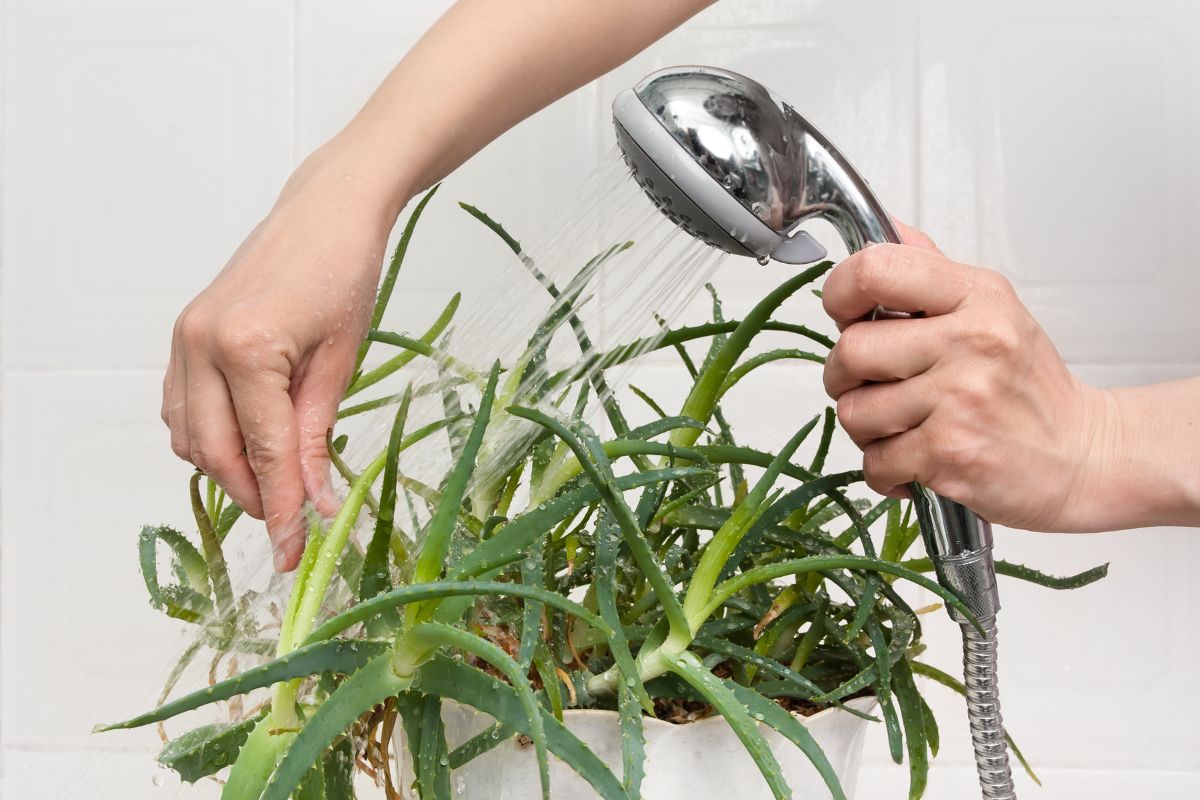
[442,694,878,733]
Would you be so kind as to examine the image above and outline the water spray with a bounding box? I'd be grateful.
[613,66,1014,799]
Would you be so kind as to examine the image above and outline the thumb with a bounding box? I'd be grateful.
[891,217,943,253]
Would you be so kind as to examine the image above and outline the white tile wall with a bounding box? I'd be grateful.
[3,0,1198,797]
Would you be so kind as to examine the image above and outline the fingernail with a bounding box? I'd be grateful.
[316,480,338,516]
[273,545,290,572]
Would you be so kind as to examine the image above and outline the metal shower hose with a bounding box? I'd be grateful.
[961,618,1015,799]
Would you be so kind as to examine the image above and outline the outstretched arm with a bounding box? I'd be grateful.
[163,0,716,570]
[821,222,1200,533]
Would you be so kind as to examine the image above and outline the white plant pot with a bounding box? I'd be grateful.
[395,695,878,799]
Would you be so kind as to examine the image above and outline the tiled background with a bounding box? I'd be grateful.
[2,1,1198,797]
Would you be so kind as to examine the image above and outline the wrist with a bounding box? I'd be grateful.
[1108,382,1200,528]
[1063,381,1200,530]
[279,134,417,234]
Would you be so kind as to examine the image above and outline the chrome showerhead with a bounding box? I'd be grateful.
[612,65,899,264]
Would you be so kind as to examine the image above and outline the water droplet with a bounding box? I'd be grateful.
[151,773,165,787]
[752,712,765,721]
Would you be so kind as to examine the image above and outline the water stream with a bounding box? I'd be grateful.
[85,147,736,796]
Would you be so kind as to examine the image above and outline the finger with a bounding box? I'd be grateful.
[224,367,307,572]
[291,353,351,517]
[836,377,935,447]
[861,427,932,497]
[162,336,178,427]
[166,342,191,463]
[184,361,265,519]
[891,218,942,253]
[823,316,949,399]
[822,244,972,326]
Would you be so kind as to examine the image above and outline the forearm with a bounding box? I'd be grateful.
[1092,377,1200,530]
[306,0,714,221]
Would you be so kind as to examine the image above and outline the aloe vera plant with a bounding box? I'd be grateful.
[102,187,1109,799]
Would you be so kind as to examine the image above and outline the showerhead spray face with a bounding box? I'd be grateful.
[613,66,896,265]
[615,66,1016,799]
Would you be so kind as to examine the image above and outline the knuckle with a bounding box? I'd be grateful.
[861,445,895,494]
[176,308,212,350]
[854,245,901,296]
[946,375,990,412]
[245,441,290,477]
[836,390,866,435]
[966,320,1021,360]
[928,426,978,472]
[189,446,231,476]
[835,391,855,428]
[833,326,868,373]
[170,435,191,462]
[214,321,279,364]
[976,267,1015,298]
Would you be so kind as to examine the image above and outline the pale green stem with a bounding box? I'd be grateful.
[269,452,387,731]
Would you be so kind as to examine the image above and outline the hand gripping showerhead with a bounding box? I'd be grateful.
[615,66,1015,799]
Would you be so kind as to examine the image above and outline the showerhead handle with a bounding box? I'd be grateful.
[867,244,1000,623]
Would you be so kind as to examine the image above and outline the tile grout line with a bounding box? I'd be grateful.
[913,0,924,231]
[0,0,8,776]
[290,0,299,169]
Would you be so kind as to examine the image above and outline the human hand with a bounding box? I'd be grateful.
[821,222,1118,532]
[162,146,406,570]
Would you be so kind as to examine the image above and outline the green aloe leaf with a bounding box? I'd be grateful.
[510,405,691,641]
[406,622,552,800]
[691,635,876,721]
[413,655,629,800]
[717,348,826,400]
[348,292,460,398]
[300,580,607,646]
[617,681,646,797]
[668,650,791,800]
[595,509,654,716]
[705,555,978,628]
[517,549,545,670]
[295,761,326,800]
[96,640,389,731]
[448,721,516,769]
[893,660,928,798]
[323,738,356,800]
[547,319,835,395]
[684,418,820,625]
[359,387,412,631]
[901,558,1109,590]
[138,524,212,623]
[409,362,500,625]
[413,693,452,800]
[157,714,261,783]
[451,465,705,585]
[910,660,1041,785]
[672,263,834,452]
[724,680,848,800]
[220,715,293,800]
[719,471,858,583]
[216,503,243,541]
[262,653,410,800]
[354,183,440,373]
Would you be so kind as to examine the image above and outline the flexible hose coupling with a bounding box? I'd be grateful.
[909,483,1000,623]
